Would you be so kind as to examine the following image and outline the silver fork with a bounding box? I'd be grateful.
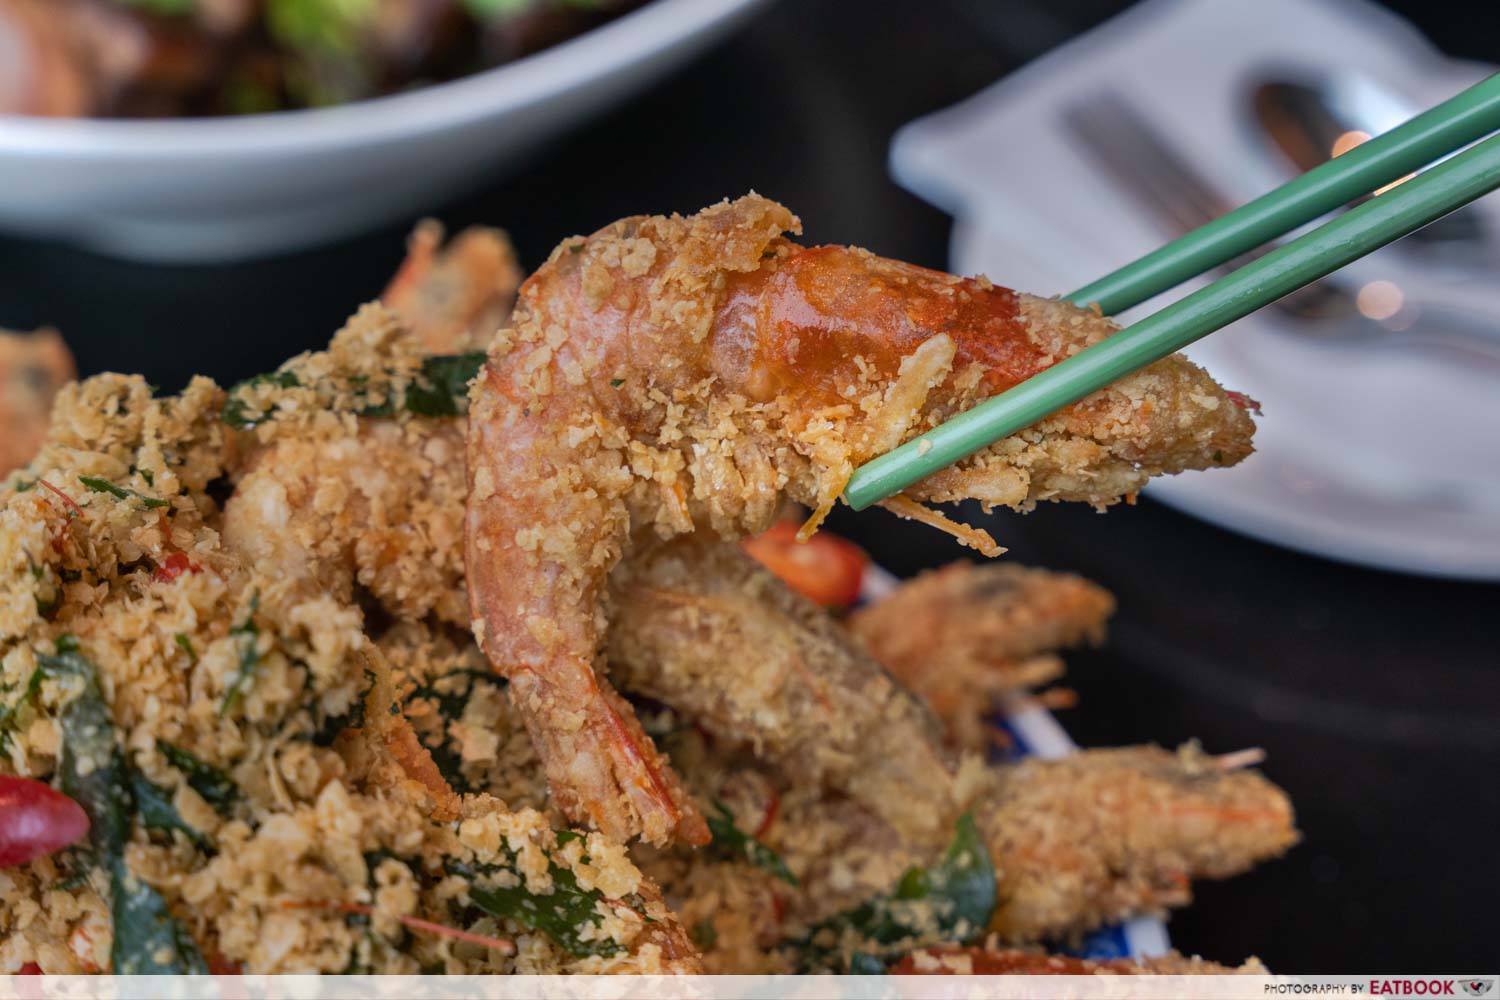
[1063,92,1500,366]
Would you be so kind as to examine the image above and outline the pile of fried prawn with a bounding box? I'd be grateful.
[0,195,1295,976]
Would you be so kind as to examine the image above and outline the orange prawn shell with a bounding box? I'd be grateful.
[728,246,1035,407]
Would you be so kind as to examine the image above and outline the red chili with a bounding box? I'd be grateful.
[0,776,89,869]
[152,552,201,584]
[35,480,85,520]
[17,962,42,974]
[741,520,867,610]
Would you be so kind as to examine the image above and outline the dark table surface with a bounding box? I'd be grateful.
[2,0,1496,974]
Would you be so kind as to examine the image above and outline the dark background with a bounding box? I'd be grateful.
[2,0,1497,973]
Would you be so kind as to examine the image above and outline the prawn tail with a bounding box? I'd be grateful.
[596,683,710,847]
[509,662,706,848]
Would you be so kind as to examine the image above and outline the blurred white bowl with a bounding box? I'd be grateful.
[0,0,768,262]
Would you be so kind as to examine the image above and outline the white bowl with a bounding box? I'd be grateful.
[0,0,768,262]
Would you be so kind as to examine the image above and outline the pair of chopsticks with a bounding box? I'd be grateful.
[843,73,1500,511]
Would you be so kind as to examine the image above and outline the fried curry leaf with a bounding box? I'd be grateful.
[220,371,301,430]
[449,854,627,958]
[50,846,95,892]
[311,668,376,747]
[219,594,261,716]
[403,667,500,791]
[220,354,483,429]
[42,638,208,974]
[406,667,498,718]
[348,353,485,418]
[129,770,211,850]
[110,865,210,974]
[786,812,994,971]
[78,476,170,509]
[707,799,798,886]
[0,664,44,752]
[691,918,718,951]
[404,353,485,417]
[42,641,129,853]
[155,741,238,813]
[173,633,198,666]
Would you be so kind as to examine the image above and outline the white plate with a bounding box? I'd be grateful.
[0,0,768,262]
[893,0,1500,580]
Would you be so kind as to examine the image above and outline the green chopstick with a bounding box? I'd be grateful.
[843,130,1500,512]
[1067,73,1500,316]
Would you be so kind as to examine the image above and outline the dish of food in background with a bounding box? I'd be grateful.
[0,0,650,117]
[0,0,768,260]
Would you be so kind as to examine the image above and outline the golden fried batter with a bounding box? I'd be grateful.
[850,561,1115,749]
[640,734,1294,970]
[610,534,957,844]
[381,220,524,353]
[465,193,1256,846]
[0,370,696,975]
[975,746,1297,940]
[222,306,470,627]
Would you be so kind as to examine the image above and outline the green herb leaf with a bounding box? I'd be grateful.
[155,741,239,814]
[173,633,198,666]
[786,813,994,971]
[691,918,718,951]
[403,667,501,790]
[129,770,211,850]
[78,476,170,509]
[405,353,485,417]
[219,594,261,716]
[50,847,95,892]
[43,639,207,973]
[450,853,628,957]
[41,645,131,861]
[223,354,484,429]
[848,952,888,974]
[221,371,301,430]
[407,667,499,718]
[707,800,799,886]
[609,378,625,389]
[0,665,45,752]
[110,862,209,973]
[79,476,128,501]
[312,668,375,747]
